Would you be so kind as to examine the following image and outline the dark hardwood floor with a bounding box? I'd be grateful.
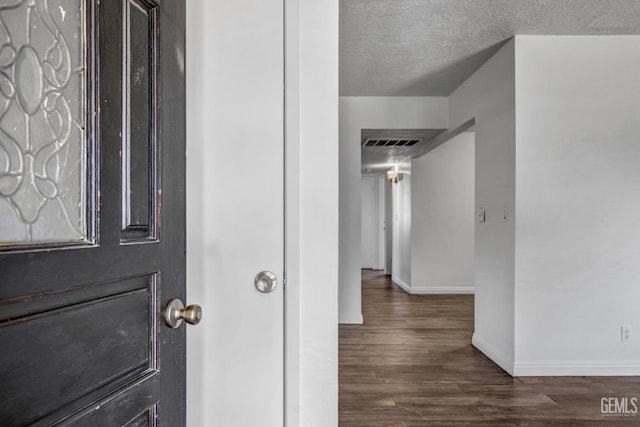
[339,270,640,426]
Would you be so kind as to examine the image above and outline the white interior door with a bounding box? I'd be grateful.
[361,176,375,268]
[186,1,284,426]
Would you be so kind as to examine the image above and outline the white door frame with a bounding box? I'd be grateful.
[360,173,388,271]
[361,175,376,269]
[377,173,387,271]
[284,0,301,424]
[284,1,339,426]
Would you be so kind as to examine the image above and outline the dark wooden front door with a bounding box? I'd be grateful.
[0,0,186,425]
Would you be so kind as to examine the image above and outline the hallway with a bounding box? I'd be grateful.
[339,270,639,426]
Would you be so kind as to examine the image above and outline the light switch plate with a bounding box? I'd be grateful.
[478,208,486,223]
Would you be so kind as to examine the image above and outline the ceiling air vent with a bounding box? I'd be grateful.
[362,138,421,147]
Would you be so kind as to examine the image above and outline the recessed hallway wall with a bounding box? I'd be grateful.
[410,131,475,294]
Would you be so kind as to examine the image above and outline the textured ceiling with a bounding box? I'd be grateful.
[341,0,640,96]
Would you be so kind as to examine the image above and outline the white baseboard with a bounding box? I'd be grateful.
[410,286,474,294]
[514,360,640,376]
[391,276,411,294]
[391,277,474,295]
[472,334,640,376]
[339,313,363,325]
[472,333,514,376]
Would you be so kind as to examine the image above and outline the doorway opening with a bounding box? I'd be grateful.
[342,127,482,423]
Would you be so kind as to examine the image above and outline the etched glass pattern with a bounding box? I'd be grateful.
[0,0,87,245]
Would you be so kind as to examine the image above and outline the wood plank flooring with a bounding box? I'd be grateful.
[339,270,640,426]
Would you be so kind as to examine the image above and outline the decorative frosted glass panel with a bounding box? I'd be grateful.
[0,0,87,246]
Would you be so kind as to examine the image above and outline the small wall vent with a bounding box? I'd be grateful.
[362,138,421,147]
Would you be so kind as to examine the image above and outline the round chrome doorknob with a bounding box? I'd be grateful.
[255,271,277,293]
[164,299,202,328]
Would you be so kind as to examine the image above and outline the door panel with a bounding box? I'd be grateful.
[0,283,151,425]
[0,1,186,426]
[186,1,284,425]
[121,0,157,239]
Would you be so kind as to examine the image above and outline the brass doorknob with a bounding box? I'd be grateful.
[164,299,202,328]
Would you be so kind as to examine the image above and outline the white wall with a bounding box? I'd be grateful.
[446,36,640,376]
[339,97,448,323]
[391,161,412,291]
[410,132,475,294]
[449,40,516,373]
[513,36,640,375]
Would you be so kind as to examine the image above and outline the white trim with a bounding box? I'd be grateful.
[339,313,364,325]
[391,275,411,294]
[410,286,474,294]
[472,333,514,376]
[514,360,640,376]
